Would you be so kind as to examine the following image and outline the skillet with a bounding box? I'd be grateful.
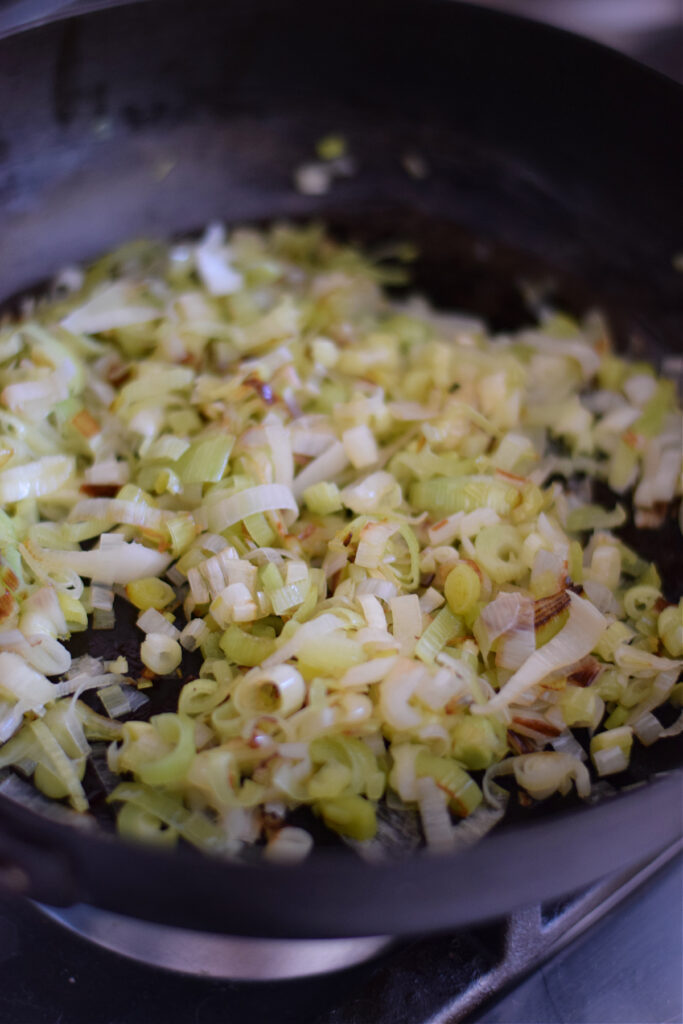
[0,0,681,938]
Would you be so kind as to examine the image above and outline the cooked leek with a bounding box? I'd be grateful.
[0,223,680,858]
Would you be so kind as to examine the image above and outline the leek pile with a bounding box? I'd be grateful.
[0,223,681,859]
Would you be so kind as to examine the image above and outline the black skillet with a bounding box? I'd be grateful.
[0,0,681,939]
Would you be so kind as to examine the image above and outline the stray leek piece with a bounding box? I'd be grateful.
[314,794,377,841]
[126,577,176,611]
[590,726,633,776]
[140,633,183,675]
[415,751,483,817]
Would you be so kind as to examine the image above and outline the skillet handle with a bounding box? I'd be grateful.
[0,829,78,907]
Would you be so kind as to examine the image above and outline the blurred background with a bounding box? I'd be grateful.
[470,0,683,81]
[0,0,682,82]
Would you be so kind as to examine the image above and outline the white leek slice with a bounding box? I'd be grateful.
[473,593,607,714]
[0,455,74,502]
[29,541,172,584]
[292,441,349,498]
[0,651,56,707]
[61,282,161,333]
[196,484,298,532]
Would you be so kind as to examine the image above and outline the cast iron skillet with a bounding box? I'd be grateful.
[0,0,681,939]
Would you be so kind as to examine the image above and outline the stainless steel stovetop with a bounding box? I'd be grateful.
[0,842,680,1023]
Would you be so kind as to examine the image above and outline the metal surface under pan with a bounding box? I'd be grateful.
[0,0,681,941]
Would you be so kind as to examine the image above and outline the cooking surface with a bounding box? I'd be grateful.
[0,851,680,1023]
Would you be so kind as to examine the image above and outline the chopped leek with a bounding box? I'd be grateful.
[444,562,481,616]
[658,604,683,658]
[219,624,276,667]
[450,716,507,770]
[474,525,524,584]
[140,633,183,675]
[415,751,483,817]
[126,577,176,612]
[590,726,633,776]
[314,794,377,841]
[0,222,680,858]
[176,435,234,485]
